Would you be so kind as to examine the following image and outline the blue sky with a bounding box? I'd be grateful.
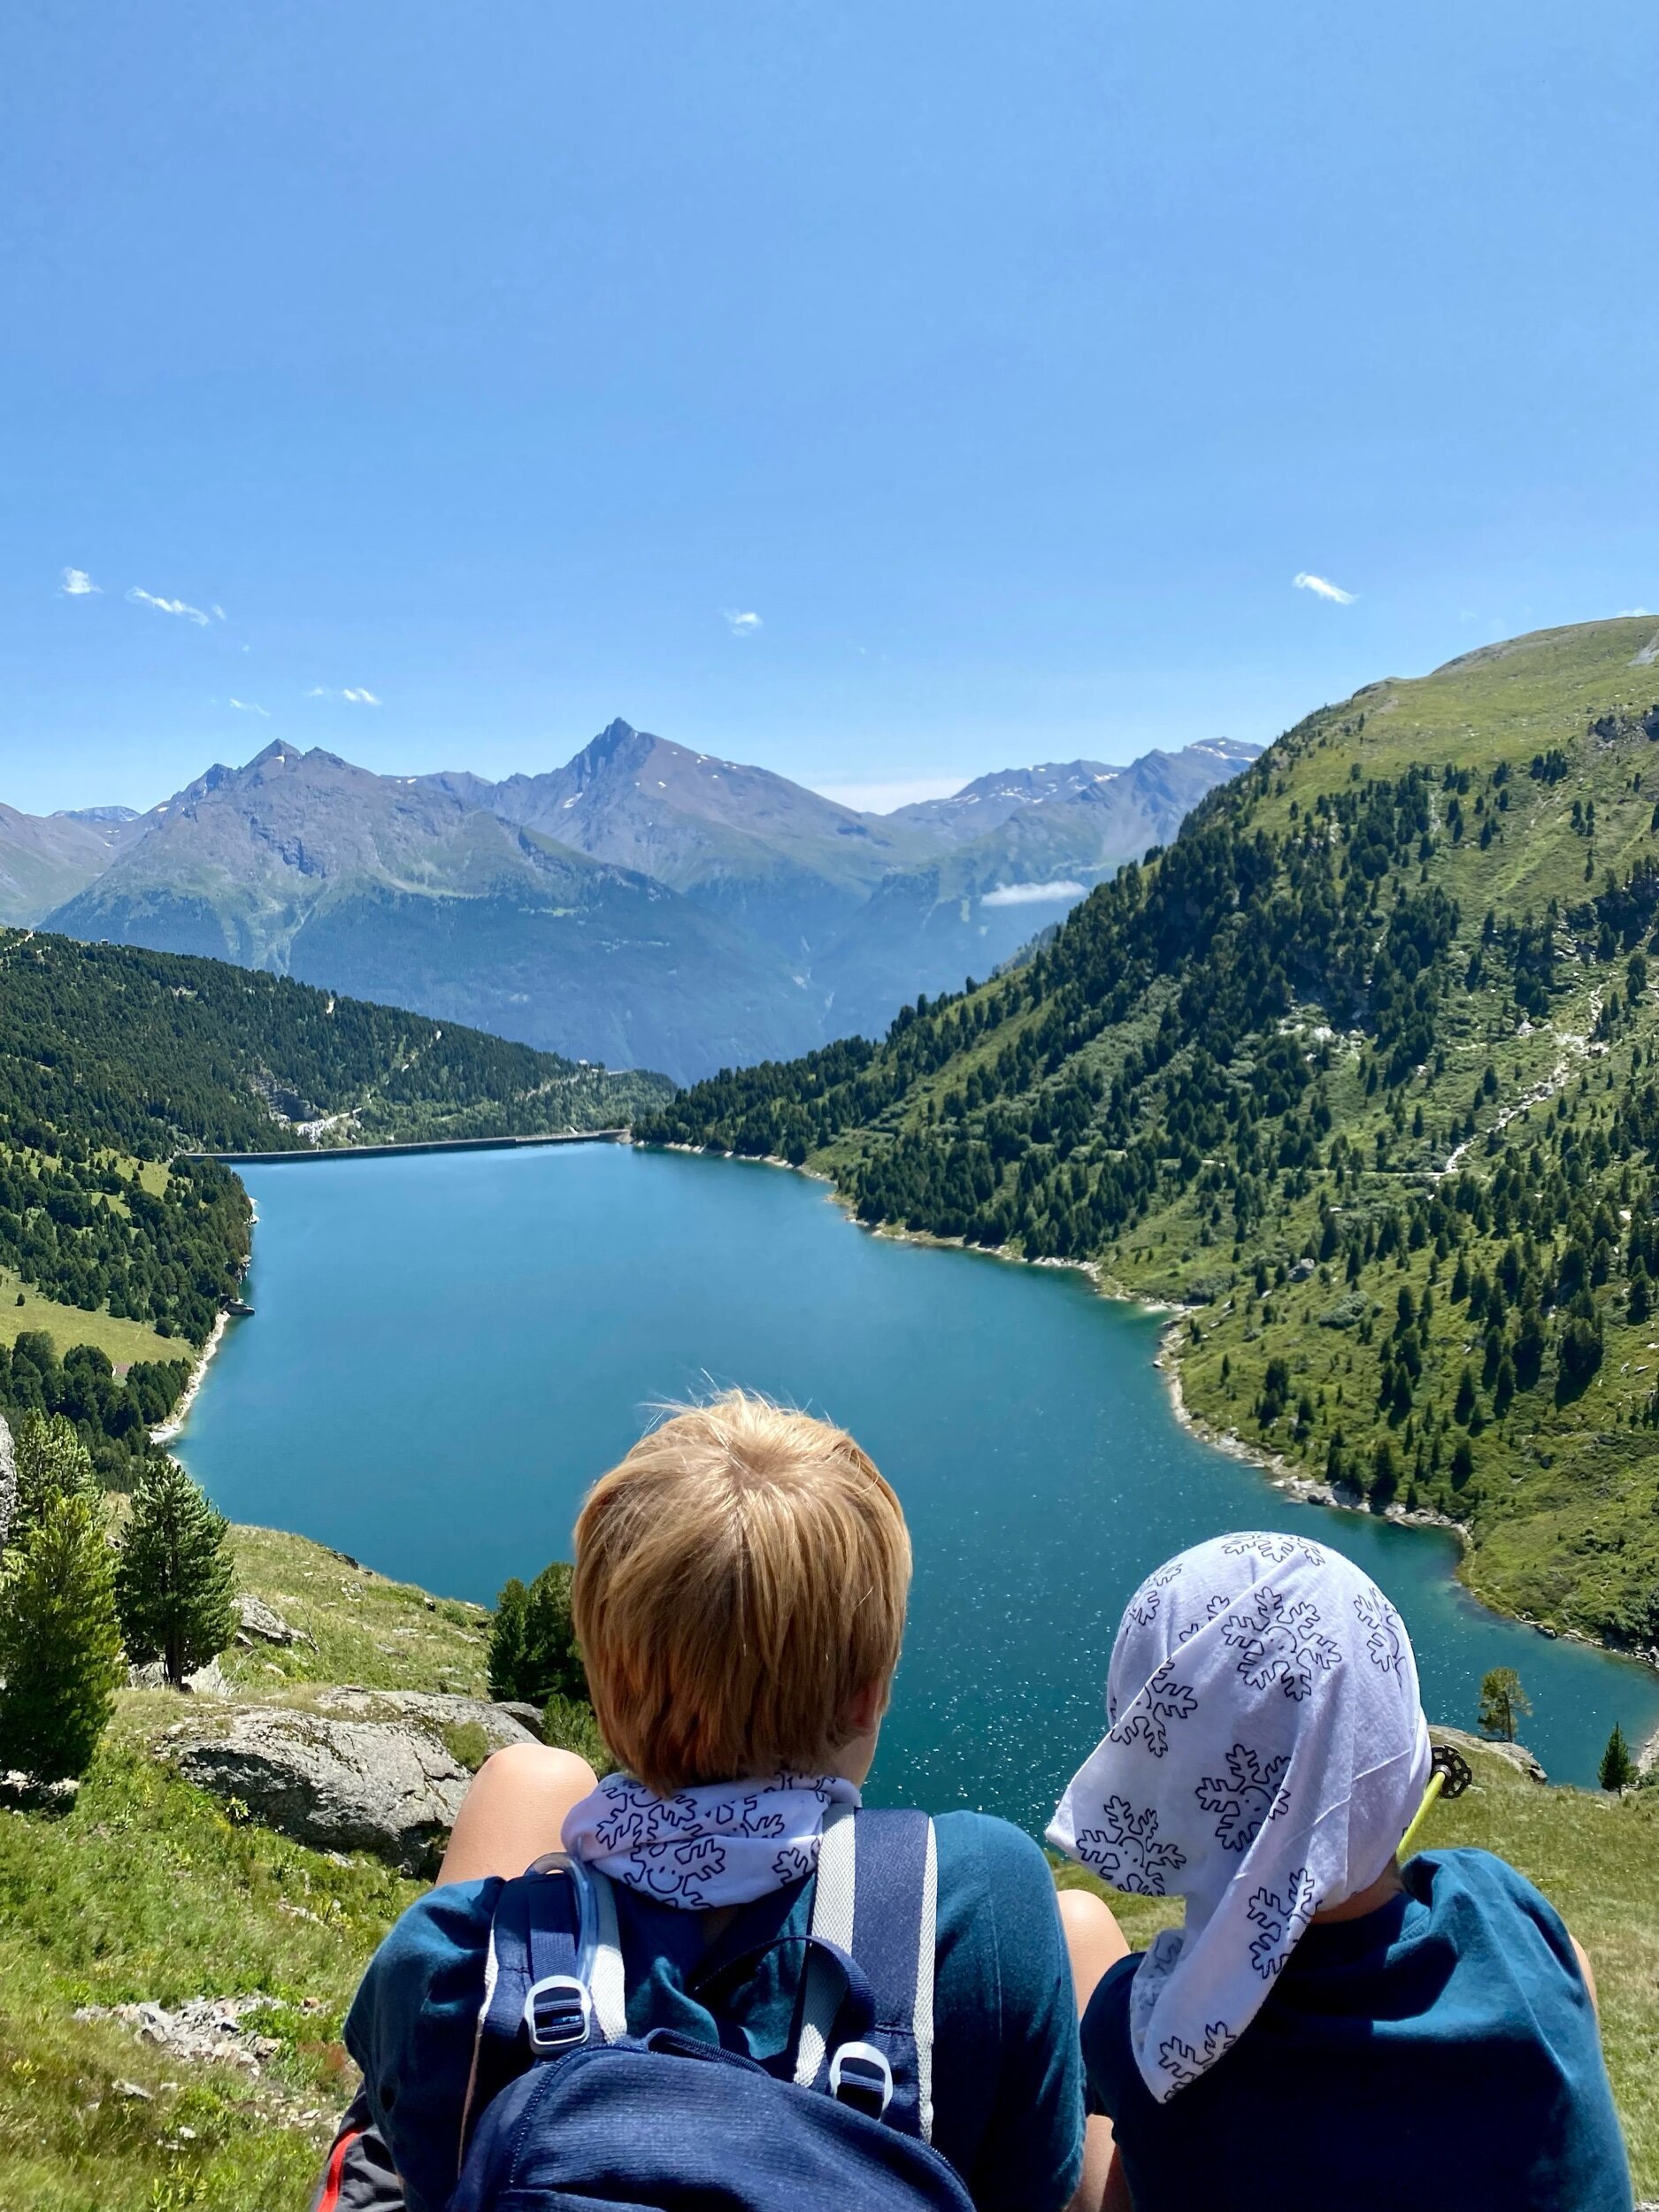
[4,1,1654,817]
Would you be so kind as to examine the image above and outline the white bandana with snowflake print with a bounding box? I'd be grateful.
[1048,1532,1431,2101]
[562,1770,862,1909]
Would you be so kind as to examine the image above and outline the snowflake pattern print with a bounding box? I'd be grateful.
[1110,1661,1198,1758]
[1126,1563,1182,1628]
[1074,1796,1187,1895]
[1224,1585,1342,1701]
[1194,1743,1292,1852]
[1222,1533,1327,1568]
[1174,1594,1234,1645]
[1246,1864,1320,1977]
[1352,1589,1405,1672]
[1157,2020,1236,2086]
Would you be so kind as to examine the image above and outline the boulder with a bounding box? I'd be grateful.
[159,1708,475,1870]
[309,1687,542,1750]
[0,1770,80,1816]
[236,1594,301,1647]
[1431,1724,1548,1786]
[127,1656,235,1696]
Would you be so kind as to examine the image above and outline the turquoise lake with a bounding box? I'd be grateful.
[178,1141,1659,1829]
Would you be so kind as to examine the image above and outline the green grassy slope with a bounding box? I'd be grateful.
[641,618,1659,1653]
[0,1530,485,2212]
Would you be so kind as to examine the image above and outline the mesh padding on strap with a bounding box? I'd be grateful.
[794,1804,857,2086]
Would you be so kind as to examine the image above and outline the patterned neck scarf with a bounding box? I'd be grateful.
[562,1770,862,1909]
[1048,1532,1431,2101]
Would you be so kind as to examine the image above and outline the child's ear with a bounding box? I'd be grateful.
[842,1678,889,1737]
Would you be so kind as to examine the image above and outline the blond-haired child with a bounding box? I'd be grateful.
[342,1393,1085,2212]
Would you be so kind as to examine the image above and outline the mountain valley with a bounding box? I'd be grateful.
[19,724,1256,1083]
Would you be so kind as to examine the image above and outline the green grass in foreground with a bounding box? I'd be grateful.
[0,1710,420,2212]
[1057,1734,1659,2195]
[4,1528,1655,2206]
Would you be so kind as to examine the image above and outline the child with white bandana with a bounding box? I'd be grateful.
[1051,1533,1632,2212]
[343,1392,1085,2212]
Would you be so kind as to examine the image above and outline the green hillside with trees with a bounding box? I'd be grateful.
[641,616,1659,1656]
[0,928,670,1474]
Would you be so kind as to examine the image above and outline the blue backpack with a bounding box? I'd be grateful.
[448,1805,976,2212]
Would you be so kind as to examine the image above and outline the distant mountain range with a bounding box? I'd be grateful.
[9,723,1258,1082]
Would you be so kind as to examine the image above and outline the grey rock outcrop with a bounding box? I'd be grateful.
[236,1594,301,1647]
[73,1994,284,2074]
[157,1694,540,1870]
[309,1687,541,1748]
[1431,1724,1548,1786]
[0,1770,80,1816]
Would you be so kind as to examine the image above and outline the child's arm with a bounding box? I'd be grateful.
[343,1878,503,2212]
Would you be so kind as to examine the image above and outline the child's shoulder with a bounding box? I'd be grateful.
[1408,1845,1572,1939]
[931,1810,1064,1932]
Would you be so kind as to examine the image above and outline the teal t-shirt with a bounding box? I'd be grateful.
[1081,1847,1632,2212]
[346,1809,1083,2212]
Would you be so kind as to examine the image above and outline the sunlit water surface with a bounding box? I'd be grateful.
[179,1142,1659,1826]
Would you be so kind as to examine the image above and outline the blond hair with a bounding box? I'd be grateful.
[572,1390,910,1795]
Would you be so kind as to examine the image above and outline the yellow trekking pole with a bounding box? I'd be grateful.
[1397,1769,1445,1861]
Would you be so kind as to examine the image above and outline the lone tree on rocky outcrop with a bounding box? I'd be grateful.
[488,1559,587,1707]
[1599,1723,1635,1793]
[0,1489,126,1780]
[115,1458,237,1689]
[1477,1666,1532,1744]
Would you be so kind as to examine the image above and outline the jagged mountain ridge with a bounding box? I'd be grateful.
[45,743,821,1083]
[423,718,934,956]
[35,725,1256,1081]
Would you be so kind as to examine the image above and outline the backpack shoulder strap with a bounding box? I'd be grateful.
[458,1856,629,2161]
[794,1806,938,2144]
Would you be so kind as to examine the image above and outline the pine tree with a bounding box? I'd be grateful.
[114,1458,237,1688]
[1477,1666,1532,1743]
[488,1561,586,1706]
[488,1578,530,1701]
[0,1491,125,1780]
[1599,1723,1635,1793]
[10,1411,98,1544]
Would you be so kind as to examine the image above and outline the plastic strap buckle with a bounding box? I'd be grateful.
[523,1973,592,2056]
[828,2040,894,2119]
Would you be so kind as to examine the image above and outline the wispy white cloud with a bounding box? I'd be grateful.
[60,566,100,596]
[724,609,763,637]
[342,687,380,705]
[306,684,382,704]
[211,603,227,622]
[228,698,269,717]
[1617,607,1652,618]
[127,586,211,626]
[813,775,966,814]
[982,879,1086,908]
[1293,572,1356,605]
